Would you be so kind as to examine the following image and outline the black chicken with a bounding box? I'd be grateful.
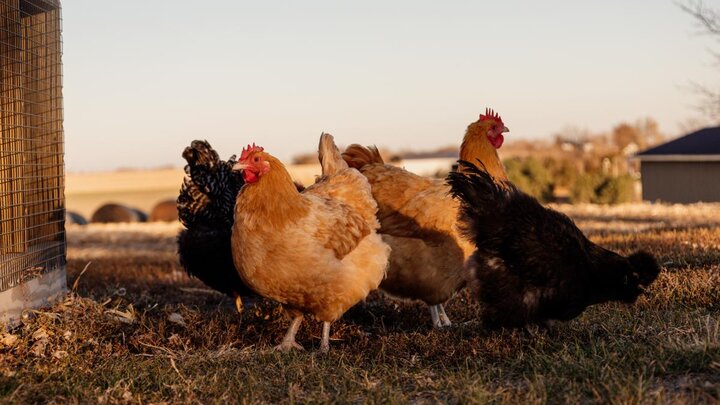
[177,140,253,311]
[447,160,660,328]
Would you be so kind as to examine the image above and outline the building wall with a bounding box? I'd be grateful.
[641,161,720,203]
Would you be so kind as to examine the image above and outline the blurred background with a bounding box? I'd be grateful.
[61,0,720,221]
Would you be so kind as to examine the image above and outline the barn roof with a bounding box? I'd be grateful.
[636,127,720,161]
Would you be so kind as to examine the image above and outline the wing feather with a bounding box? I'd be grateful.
[358,164,458,240]
[303,168,378,259]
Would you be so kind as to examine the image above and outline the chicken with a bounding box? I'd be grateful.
[176,140,253,312]
[231,134,390,352]
[447,160,661,328]
[341,109,509,328]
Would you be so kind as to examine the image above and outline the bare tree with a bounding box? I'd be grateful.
[680,1,720,120]
[611,118,665,151]
[634,117,666,147]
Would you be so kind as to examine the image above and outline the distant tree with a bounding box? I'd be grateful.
[398,145,458,159]
[678,116,711,134]
[634,117,665,147]
[571,174,599,204]
[504,157,554,202]
[553,126,592,148]
[611,118,665,151]
[680,1,720,121]
[292,153,318,165]
[612,123,639,150]
[549,157,578,189]
[570,173,636,204]
[594,175,636,204]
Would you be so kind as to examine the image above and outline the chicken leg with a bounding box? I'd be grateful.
[429,305,442,328]
[274,315,304,351]
[429,304,452,328]
[438,304,452,327]
[320,321,331,353]
[234,294,243,314]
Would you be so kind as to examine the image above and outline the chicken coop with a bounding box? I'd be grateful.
[0,0,66,325]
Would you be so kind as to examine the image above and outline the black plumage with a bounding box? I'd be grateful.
[176,140,254,299]
[447,160,660,328]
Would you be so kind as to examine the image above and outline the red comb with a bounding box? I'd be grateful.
[479,108,504,125]
[240,143,264,161]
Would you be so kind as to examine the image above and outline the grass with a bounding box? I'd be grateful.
[0,204,719,404]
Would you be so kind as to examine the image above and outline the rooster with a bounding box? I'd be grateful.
[231,134,390,352]
[176,140,253,312]
[447,160,661,328]
[341,109,509,328]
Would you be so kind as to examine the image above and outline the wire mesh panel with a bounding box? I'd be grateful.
[0,0,64,292]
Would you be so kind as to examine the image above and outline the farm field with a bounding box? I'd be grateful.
[65,165,323,219]
[65,160,455,220]
[0,203,719,403]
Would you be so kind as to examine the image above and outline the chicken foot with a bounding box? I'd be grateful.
[437,304,452,327]
[429,305,442,328]
[274,315,304,351]
[429,304,452,328]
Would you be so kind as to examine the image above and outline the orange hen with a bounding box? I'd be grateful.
[231,134,389,352]
[341,109,508,328]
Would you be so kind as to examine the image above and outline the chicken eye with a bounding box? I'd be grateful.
[253,156,260,163]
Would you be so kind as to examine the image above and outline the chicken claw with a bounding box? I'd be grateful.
[430,304,453,328]
[429,305,442,329]
[438,304,452,327]
[274,315,304,352]
[273,341,305,352]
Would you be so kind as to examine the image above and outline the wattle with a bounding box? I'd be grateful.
[489,134,504,149]
[243,171,259,183]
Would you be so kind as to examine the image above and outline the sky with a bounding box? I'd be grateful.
[62,0,718,172]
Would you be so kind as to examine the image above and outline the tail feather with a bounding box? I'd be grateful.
[447,160,513,214]
[446,160,515,246]
[182,139,221,169]
[177,139,243,229]
[342,144,384,170]
[318,133,349,176]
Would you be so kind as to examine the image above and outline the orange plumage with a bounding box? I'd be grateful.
[341,110,509,328]
[231,134,389,352]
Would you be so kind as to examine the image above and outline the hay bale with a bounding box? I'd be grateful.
[131,208,149,222]
[149,200,178,222]
[65,211,88,225]
[91,203,147,223]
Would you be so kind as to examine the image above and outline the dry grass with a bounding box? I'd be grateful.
[0,204,719,404]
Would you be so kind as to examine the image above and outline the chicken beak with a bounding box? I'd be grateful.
[232,162,248,172]
[502,126,509,133]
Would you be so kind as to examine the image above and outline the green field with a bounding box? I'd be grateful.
[0,204,718,404]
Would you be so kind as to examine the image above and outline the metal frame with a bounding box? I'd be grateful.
[0,0,65,324]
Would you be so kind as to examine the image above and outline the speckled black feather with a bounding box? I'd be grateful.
[447,160,660,328]
[176,140,253,298]
[177,140,243,230]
